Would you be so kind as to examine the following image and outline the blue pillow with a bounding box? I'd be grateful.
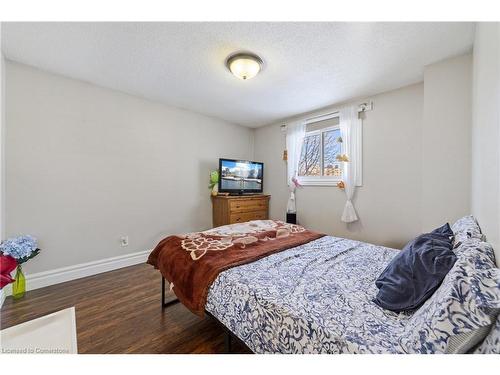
[430,222,454,238]
[374,223,457,312]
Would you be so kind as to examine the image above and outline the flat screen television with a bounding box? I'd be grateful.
[218,158,264,195]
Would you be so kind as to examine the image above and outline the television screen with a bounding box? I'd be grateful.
[219,158,263,194]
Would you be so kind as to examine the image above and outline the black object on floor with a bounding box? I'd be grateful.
[286,213,297,224]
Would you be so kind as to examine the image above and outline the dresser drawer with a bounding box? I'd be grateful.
[212,194,270,228]
[229,210,268,224]
[229,199,268,213]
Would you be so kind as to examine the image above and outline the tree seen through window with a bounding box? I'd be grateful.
[298,127,342,178]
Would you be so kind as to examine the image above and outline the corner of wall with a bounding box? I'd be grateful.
[422,52,473,231]
[471,22,500,266]
[250,126,257,161]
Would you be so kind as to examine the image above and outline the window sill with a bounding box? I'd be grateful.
[298,178,342,187]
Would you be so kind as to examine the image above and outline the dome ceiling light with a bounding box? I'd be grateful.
[225,52,263,80]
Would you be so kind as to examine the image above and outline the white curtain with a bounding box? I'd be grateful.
[339,105,362,223]
[286,120,306,213]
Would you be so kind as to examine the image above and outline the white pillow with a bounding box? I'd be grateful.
[399,241,500,353]
[451,215,484,242]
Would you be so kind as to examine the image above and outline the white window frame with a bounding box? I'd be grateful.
[298,118,344,187]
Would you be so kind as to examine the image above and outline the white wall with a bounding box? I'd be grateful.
[1,25,5,241]
[471,23,500,265]
[422,54,472,231]
[255,84,425,249]
[5,61,254,274]
[0,26,5,306]
[255,54,472,249]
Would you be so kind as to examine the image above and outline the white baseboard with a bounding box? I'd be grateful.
[0,249,150,309]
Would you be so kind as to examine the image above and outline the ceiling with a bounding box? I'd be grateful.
[1,22,475,127]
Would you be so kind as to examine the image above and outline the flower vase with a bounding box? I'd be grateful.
[12,265,26,299]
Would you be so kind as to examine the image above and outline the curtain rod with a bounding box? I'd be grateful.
[305,101,373,123]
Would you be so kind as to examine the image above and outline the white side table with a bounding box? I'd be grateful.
[0,307,77,354]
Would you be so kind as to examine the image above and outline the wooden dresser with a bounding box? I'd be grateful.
[211,195,270,227]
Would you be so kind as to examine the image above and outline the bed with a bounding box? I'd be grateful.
[148,218,500,354]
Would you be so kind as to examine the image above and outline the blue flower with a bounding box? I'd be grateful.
[0,235,38,260]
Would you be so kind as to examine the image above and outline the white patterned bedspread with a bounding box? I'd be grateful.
[206,236,415,353]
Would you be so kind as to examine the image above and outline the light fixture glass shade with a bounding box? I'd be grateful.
[226,53,263,80]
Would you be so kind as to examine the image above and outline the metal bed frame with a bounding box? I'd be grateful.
[161,275,250,353]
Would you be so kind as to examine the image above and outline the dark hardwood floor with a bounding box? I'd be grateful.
[0,263,250,354]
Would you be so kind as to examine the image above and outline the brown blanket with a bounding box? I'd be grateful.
[147,220,324,316]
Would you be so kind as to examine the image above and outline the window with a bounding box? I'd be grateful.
[298,115,343,185]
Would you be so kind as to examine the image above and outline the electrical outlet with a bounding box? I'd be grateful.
[120,236,129,247]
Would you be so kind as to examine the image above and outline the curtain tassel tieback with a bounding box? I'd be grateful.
[341,199,358,223]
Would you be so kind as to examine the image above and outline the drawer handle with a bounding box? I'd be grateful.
[236,217,241,222]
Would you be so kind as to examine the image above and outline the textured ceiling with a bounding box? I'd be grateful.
[1,22,475,127]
